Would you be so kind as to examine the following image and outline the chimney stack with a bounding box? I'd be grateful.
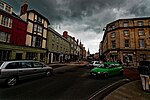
[63,31,68,39]
[20,0,28,16]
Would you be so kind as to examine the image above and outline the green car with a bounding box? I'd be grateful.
[90,62,123,78]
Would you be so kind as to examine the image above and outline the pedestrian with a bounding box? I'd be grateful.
[138,61,150,92]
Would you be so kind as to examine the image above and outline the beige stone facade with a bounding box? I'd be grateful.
[101,17,150,66]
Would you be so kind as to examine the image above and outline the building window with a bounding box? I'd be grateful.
[0,31,10,43]
[125,40,129,48]
[112,25,115,29]
[124,30,129,37]
[40,53,45,62]
[149,21,150,26]
[0,50,10,61]
[52,34,55,41]
[52,44,54,50]
[26,52,38,60]
[111,41,116,49]
[139,39,144,48]
[138,21,143,26]
[37,16,42,23]
[56,37,59,43]
[5,5,11,13]
[1,15,12,28]
[123,22,128,27]
[32,36,42,48]
[0,2,4,10]
[57,45,58,51]
[138,29,144,35]
[34,24,42,33]
[111,32,115,38]
[37,26,42,33]
[140,54,146,61]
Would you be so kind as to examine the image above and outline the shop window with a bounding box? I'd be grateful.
[0,50,10,61]
[26,52,38,60]
[140,54,146,61]
[40,53,45,62]
[123,55,133,63]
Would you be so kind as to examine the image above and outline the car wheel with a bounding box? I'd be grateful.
[6,77,18,86]
[45,70,52,77]
[103,73,108,79]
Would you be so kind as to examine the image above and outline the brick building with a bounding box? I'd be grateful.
[101,17,150,66]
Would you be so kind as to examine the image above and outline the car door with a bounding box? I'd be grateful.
[32,62,46,76]
[18,62,35,80]
[107,64,116,76]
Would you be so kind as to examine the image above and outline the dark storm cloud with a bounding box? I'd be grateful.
[2,0,150,53]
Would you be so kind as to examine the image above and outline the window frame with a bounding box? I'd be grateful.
[125,39,129,48]
[139,39,145,48]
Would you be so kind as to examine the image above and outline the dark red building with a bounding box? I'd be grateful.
[0,1,27,45]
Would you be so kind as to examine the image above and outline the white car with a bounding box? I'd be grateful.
[88,61,101,69]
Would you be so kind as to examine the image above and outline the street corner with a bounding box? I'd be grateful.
[123,67,140,81]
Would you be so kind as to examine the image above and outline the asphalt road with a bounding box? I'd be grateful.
[0,65,125,100]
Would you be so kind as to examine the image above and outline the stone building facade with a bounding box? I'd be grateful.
[101,17,150,66]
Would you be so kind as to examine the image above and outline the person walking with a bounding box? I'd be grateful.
[138,61,150,92]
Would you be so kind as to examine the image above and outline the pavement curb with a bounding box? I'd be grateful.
[88,79,130,100]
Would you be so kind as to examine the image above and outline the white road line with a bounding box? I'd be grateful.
[88,79,130,100]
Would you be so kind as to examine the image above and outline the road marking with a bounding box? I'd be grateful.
[88,79,130,100]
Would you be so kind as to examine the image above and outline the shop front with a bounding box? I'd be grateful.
[0,42,47,63]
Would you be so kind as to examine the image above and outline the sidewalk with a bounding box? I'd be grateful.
[104,67,150,100]
[104,80,150,100]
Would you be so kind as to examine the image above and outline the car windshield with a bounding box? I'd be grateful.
[97,63,108,68]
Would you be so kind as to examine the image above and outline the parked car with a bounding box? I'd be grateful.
[90,62,123,78]
[0,60,53,86]
[88,61,102,69]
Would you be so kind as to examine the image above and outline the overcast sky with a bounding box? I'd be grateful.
[3,0,150,54]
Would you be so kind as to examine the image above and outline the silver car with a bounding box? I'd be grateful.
[0,60,53,86]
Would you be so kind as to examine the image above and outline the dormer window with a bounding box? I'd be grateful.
[5,5,11,13]
[0,2,4,10]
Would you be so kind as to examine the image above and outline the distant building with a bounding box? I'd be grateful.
[47,27,70,63]
[101,17,150,66]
